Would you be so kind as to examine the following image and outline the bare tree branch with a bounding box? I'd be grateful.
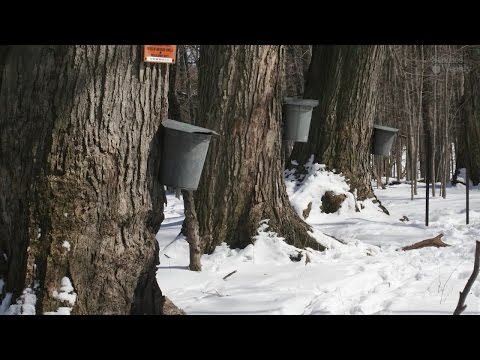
[453,241,480,315]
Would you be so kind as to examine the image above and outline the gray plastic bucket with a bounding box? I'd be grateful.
[160,119,218,190]
[371,124,399,156]
[283,97,319,142]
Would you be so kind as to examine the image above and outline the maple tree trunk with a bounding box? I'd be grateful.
[195,45,321,254]
[0,45,168,314]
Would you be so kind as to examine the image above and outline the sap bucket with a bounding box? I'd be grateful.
[371,125,399,156]
[160,119,219,190]
[283,97,319,142]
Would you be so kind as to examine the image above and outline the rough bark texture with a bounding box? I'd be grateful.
[457,47,480,185]
[0,46,168,314]
[289,45,386,201]
[163,296,186,315]
[195,45,322,254]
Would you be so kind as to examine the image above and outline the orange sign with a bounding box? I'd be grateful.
[144,45,177,64]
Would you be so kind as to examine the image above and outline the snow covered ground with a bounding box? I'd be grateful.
[156,162,480,315]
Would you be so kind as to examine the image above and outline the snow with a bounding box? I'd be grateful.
[62,241,71,251]
[44,277,77,315]
[285,156,356,219]
[0,292,12,315]
[454,168,472,186]
[1,277,76,315]
[44,307,73,315]
[156,162,480,315]
[52,277,76,305]
[2,288,36,315]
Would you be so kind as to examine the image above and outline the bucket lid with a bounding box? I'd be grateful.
[163,119,219,135]
[284,97,319,107]
[373,124,399,133]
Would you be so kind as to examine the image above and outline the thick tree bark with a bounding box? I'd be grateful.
[289,45,386,201]
[0,46,168,314]
[195,45,321,254]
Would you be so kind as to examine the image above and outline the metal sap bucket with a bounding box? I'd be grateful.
[283,97,319,142]
[371,124,399,156]
[160,119,218,190]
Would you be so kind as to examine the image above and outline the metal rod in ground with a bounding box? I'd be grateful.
[425,132,430,226]
[426,176,429,226]
[466,167,470,225]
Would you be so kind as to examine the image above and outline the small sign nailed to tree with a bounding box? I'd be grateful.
[144,45,177,64]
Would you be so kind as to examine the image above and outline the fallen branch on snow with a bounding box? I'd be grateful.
[158,233,184,263]
[322,232,347,245]
[400,234,449,251]
[222,270,237,280]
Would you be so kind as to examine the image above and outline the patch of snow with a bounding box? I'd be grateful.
[62,241,71,251]
[286,155,359,219]
[43,277,77,315]
[52,277,76,306]
[3,288,36,315]
[0,293,13,315]
[44,307,72,315]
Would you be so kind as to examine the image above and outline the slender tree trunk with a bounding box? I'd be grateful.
[289,45,387,201]
[285,45,311,97]
[403,48,416,199]
[183,47,196,122]
[168,46,182,122]
[385,157,390,184]
[432,56,438,197]
[441,65,450,198]
[396,137,402,181]
[414,45,424,195]
[458,46,480,185]
[0,45,168,314]
[422,46,435,195]
[181,190,201,271]
[455,52,466,176]
[195,45,321,254]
